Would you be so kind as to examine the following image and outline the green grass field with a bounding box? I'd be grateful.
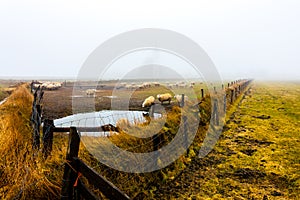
[179,82,300,199]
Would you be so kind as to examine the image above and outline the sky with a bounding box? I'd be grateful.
[0,0,299,80]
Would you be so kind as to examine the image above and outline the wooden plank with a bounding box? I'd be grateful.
[52,127,70,132]
[61,127,80,200]
[53,124,119,133]
[201,88,204,98]
[76,179,99,200]
[74,158,131,200]
[42,119,54,159]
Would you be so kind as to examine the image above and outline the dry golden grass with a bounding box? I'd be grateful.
[0,84,62,199]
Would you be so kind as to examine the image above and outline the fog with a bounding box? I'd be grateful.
[0,0,299,81]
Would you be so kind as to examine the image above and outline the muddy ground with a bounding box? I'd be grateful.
[42,84,175,120]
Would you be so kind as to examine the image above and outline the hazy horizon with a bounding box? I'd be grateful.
[0,1,299,81]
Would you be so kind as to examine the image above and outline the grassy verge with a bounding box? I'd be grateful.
[189,82,300,199]
[0,84,66,199]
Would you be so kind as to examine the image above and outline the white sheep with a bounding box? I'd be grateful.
[86,89,96,96]
[157,93,172,104]
[142,82,151,88]
[153,82,160,87]
[142,96,155,108]
[174,94,189,103]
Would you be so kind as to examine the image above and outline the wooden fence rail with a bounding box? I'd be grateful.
[59,127,130,200]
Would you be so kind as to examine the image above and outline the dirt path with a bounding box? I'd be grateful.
[152,82,300,199]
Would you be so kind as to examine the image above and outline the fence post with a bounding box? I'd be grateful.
[42,119,54,159]
[149,104,154,117]
[201,89,204,98]
[213,99,219,126]
[32,104,41,150]
[230,89,234,103]
[61,127,80,200]
[30,81,34,93]
[152,133,161,169]
[183,116,189,156]
[223,95,226,113]
[180,94,185,107]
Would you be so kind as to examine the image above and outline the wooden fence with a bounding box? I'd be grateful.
[30,79,252,200]
[42,125,131,200]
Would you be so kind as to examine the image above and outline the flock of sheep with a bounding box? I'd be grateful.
[32,81,62,90]
[117,81,196,90]
[142,93,189,108]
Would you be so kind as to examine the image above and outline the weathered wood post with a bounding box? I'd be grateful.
[149,104,155,118]
[213,99,219,126]
[223,94,227,113]
[152,133,161,169]
[201,89,204,99]
[32,104,41,150]
[30,81,34,93]
[230,89,234,103]
[61,127,80,200]
[180,94,185,107]
[183,116,189,156]
[42,119,54,159]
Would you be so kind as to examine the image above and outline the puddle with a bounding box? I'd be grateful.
[54,110,161,137]
[103,96,118,99]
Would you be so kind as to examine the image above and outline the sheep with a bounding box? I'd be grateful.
[157,93,172,105]
[142,82,151,88]
[142,96,155,108]
[178,83,187,88]
[38,81,62,90]
[124,84,131,90]
[46,83,56,90]
[33,83,41,89]
[153,82,160,87]
[174,94,189,103]
[86,89,96,96]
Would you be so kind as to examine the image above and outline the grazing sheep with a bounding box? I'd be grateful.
[142,82,151,88]
[37,81,62,90]
[86,89,96,96]
[174,94,189,103]
[178,83,187,88]
[153,82,160,87]
[124,84,131,90]
[157,93,172,104]
[142,96,155,108]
